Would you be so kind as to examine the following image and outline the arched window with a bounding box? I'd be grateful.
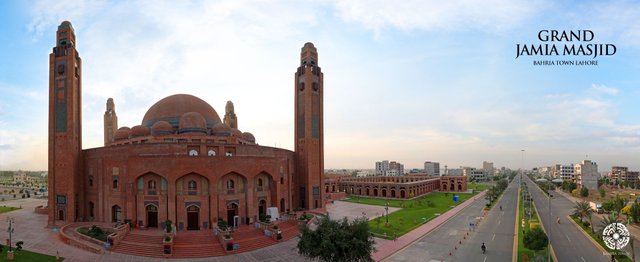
[113,179,119,189]
[280,177,284,184]
[227,179,235,189]
[208,150,216,156]
[88,178,93,187]
[189,149,198,156]
[112,205,122,222]
[258,178,263,187]
[148,180,156,190]
[188,180,197,190]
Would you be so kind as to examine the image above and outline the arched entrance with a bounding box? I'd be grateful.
[187,205,199,230]
[258,199,267,217]
[146,205,158,228]
[227,203,238,228]
[280,198,285,212]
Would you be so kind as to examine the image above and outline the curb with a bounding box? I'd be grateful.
[566,214,608,254]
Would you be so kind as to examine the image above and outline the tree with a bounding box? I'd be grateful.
[523,227,548,250]
[580,187,589,197]
[597,213,622,237]
[599,188,606,198]
[298,216,375,262]
[573,201,591,225]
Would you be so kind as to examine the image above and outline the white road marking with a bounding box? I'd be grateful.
[484,256,487,262]
[581,257,586,262]
[492,234,496,241]
[565,234,571,242]
[498,220,501,225]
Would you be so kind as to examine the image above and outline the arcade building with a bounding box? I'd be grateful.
[48,21,325,231]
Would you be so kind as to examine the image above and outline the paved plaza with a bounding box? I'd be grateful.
[326,200,401,222]
[0,193,486,261]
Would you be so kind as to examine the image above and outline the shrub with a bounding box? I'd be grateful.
[273,224,279,230]
[164,235,171,242]
[523,227,548,250]
[265,215,272,223]
[218,219,228,231]
[580,187,589,197]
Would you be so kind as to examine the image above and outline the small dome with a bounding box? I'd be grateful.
[114,127,131,140]
[151,121,174,136]
[178,112,207,134]
[242,132,255,143]
[230,128,243,138]
[59,21,74,30]
[130,125,150,138]
[211,123,231,136]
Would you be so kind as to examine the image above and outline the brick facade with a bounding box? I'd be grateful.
[47,21,324,230]
[325,175,467,200]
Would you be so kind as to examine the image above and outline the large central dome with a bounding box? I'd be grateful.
[142,94,222,129]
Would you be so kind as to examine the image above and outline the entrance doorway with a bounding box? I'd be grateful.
[146,205,158,228]
[187,205,199,230]
[227,203,238,227]
[258,199,266,217]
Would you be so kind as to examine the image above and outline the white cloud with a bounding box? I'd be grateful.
[589,84,619,96]
[332,0,547,35]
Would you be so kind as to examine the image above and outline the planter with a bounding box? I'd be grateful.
[162,234,173,257]
[7,251,14,260]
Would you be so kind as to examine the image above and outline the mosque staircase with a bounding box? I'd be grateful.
[112,230,164,258]
[172,231,225,258]
[112,220,300,258]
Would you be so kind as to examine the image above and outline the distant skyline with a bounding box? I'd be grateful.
[1,0,639,171]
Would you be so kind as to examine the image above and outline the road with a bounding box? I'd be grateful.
[385,178,518,262]
[523,175,611,262]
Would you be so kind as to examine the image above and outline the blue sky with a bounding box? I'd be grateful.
[0,0,639,171]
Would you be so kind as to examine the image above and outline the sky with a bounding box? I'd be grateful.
[0,0,639,171]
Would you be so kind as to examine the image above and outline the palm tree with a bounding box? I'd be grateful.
[597,213,622,237]
[573,201,590,223]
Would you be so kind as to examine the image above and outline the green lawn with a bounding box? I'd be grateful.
[0,206,20,213]
[570,216,631,262]
[468,183,491,192]
[343,192,474,239]
[0,248,62,261]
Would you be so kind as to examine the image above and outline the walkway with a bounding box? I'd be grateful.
[373,191,486,261]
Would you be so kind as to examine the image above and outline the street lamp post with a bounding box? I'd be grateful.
[7,217,15,251]
[385,202,389,225]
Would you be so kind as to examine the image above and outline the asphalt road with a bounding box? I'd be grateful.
[523,175,611,262]
[385,178,518,262]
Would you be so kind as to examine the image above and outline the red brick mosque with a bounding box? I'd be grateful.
[48,21,325,231]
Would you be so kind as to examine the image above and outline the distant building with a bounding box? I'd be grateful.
[575,160,598,191]
[375,160,404,176]
[328,175,467,199]
[482,161,494,179]
[424,161,440,176]
[447,168,463,176]
[13,171,35,184]
[609,166,639,183]
[554,164,575,181]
